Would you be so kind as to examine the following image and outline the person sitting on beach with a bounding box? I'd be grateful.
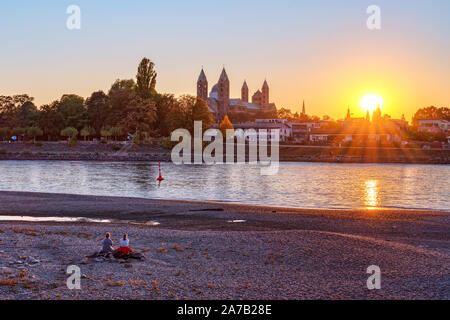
[100,232,114,254]
[115,234,131,255]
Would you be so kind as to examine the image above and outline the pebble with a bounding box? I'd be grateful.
[27,257,40,265]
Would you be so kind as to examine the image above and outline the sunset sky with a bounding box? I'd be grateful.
[0,0,449,121]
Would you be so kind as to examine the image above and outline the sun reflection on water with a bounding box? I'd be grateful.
[364,180,380,209]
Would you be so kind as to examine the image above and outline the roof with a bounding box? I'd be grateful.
[229,99,261,110]
[234,122,291,130]
[418,119,448,123]
[198,69,207,82]
[219,68,229,81]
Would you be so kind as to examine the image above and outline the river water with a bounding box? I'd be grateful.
[0,161,448,211]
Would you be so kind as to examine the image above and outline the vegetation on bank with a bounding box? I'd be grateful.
[0,58,214,145]
[0,57,448,146]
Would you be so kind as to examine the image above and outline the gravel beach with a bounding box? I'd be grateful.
[0,191,449,300]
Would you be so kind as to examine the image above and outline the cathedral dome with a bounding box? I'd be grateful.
[210,83,219,100]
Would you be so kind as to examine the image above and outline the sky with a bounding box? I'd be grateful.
[0,0,449,121]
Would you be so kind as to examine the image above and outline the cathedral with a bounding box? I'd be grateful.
[197,68,277,121]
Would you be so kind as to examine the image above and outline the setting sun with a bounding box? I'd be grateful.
[360,94,384,114]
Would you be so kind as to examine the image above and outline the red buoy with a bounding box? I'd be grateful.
[157,162,164,181]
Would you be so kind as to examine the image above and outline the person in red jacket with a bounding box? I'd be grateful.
[115,234,131,255]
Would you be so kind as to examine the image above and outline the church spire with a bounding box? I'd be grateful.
[219,67,229,81]
[198,68,207,82]
[262,79,269,105]
[241,80,249,103]
[197,68,208,101]
[302,100,306,115]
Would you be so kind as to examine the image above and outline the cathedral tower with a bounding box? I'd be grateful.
[197,68,208,101]
[218,68,230,118]
[262,80,269,106]
[241,81,248,103]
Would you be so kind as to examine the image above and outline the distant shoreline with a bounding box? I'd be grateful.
[0,142,449,164]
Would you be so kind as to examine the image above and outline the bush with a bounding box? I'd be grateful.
[0,148,7,154]
[132,134,140,146]
[35,142,43,147]
[68,137,77,147]
[112,145,121,151]
[162,137,175,150]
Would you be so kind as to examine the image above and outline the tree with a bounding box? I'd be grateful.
[86,91,110,136]
[109,87,156,132]
[108,79,135,96]
[18,101,39,128]
[121,97,156,135]
[109,87,156,136]
[277,107,294,120]
[61,127,79,140]
[0,95,34,128]
[11,127,25,141]
[192,97,215,131]
[167,95,191,133]
[108,87,133,128]
[168,95,214,134]
[80,126,94,141]
[38,102,65,141]
[153,93,176,137]
[219,115,234,136]
[135,58,157,99]
[0,127,10,141]
[25,126,43,143]
[100,126,113,141]
[57,94,87,130]
[412,106,450,126]
[110,127,123,141]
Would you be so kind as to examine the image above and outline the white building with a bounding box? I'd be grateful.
[234,119,292,142]
[418,119,449,133]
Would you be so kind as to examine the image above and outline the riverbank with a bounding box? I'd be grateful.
[1,142,449,164]
[0,191,449,299]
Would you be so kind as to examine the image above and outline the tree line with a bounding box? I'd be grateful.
[0,58,215,143]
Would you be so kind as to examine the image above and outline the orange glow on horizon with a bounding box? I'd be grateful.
[360,94,384,114]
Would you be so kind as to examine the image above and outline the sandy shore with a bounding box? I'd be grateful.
[0,191,449,300]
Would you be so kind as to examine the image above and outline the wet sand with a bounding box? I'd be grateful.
[0,191,449,300]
